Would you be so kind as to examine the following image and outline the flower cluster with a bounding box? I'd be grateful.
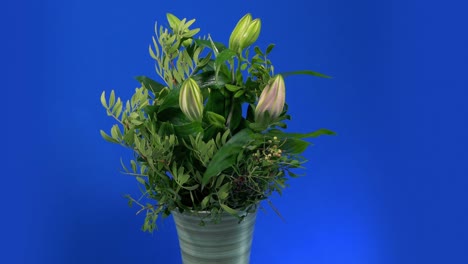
[252,137,283,162]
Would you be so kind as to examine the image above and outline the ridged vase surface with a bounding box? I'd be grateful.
[172,210,257,264]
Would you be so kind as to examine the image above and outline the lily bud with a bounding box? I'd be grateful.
[255,75,286,124]
[229,14,257,53]
[240,19,261,50]
[179,78,204,122]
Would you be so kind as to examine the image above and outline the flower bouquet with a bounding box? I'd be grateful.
[100,13,334,236]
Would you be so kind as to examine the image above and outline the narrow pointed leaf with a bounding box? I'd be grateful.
[109,90,115,107]
[100,91,107,108]
[220,204,238,216]
[100,130,119,143]
[268,128,336,139]
[280,70,331,79]
[266,44,275,55]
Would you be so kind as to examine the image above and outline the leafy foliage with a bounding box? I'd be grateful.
[101,13,335,232]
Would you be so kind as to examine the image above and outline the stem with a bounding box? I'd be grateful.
[126,195,145,208]
[225,56,239,130]
[230,58,236,81]
[107,110,124,126]
[225,98,235,131]
[121,171,149,177]
[136,204,159,215]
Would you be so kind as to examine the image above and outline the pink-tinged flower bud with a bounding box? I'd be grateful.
[179,78,204,122]
[229,14,252,53]
[240,19,261,50]
[255,75,286,124]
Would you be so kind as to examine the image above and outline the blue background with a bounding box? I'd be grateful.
[2,0,468,263]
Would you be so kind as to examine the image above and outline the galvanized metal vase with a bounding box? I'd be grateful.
[172,209,257,264]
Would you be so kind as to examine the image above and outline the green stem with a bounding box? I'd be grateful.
[225,98,235,131]
[230,58,235,81]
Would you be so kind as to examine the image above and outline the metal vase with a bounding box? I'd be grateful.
[172,209,257,264]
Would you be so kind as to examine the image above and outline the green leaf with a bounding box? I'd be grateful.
[266,43,275,55]
[166,13,181,30]
[183,184,199,191]
[204,111,226,128]
[204,89,225,116]
[111,125,121,140]
[120,158,129,173]
[109,90,115,107]
[264,128,336,154]
[158,86,180,112]
[113,98,123,117]
[215,173,226,188]
[228,103,242,131]
[100,91,107,108]
[186,28,200,37]
[240,63,248,71]
[281,137,310,154]
[280,70,331,79]
[220,204,238,216]
[215,49,237,77]
[130,119,144,126]
[254,46,263,56]
[234,90,244,98]
[197,51,212,69]
[100,130,119,144]
[268,128,337,139]
[193,39,226,53]
[178,173,189,185]
[130,160,137,172]
[184,18,196,29]
[192,71,229,89]
[215,49,236,77]
[143,104,158,117]
[248,122,267,132]
[157,108,188,125]
[201,195,211,209]
[149,45,157,60]
[123,129,135,145]
[225,84,242,92]
[136,176,146,185]
[297,128,337,138]
[152,36,160,58]
[217,182,231,200]
[173,122,203,139]
[202,129,254,185]
[136,76,166,94]
[157,121,175,136]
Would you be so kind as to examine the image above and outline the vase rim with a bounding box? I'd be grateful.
[172,204,258,217]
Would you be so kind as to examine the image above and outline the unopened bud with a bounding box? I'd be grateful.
[240,19,261,50]
[179,78,204,122]
[229,13,252,53]
[255,75,286,124]
[229,14,262,53]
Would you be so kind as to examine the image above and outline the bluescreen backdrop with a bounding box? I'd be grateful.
[2,0,468,263]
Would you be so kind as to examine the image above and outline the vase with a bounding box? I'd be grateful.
[172,209,257,264]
